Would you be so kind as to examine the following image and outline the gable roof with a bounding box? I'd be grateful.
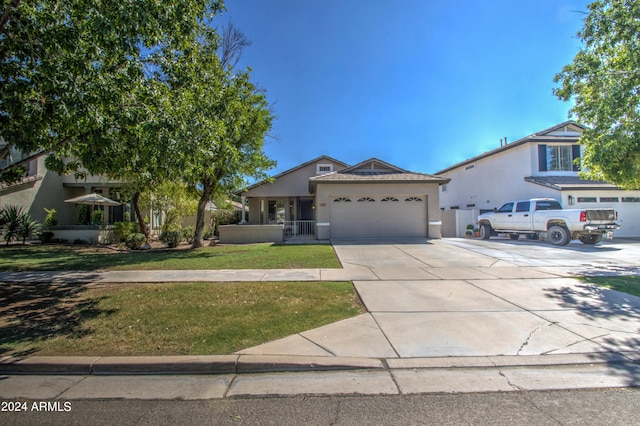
[436,121,586,175]
[239,155,349,193]
[309,157,450,192]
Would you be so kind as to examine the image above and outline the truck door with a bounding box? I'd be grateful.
[492,202,515,229]
[512,201,531,229]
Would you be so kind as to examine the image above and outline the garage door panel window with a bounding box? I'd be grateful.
[333,197,352,202]
[357,197,376,202]
[381,197,399,202]
[405,197,423,202]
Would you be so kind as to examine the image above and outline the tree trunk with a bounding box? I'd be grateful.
[192,182,213,249]
[132,191,150,242]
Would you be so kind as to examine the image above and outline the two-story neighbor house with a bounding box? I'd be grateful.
[436,121,640,238]
[232,156,449,242]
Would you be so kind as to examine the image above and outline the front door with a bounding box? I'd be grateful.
[298,198,314,221]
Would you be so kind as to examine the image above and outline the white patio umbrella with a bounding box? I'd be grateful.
[65,193,121,225]
[64,193,121,206]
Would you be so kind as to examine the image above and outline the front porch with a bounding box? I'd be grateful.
[219,220,318,244]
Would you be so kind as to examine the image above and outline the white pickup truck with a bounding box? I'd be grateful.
[477,198,620,246]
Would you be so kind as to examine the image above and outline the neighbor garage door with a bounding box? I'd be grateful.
[330,195,427,238]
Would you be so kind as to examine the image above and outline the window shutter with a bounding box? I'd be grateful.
[571,145,581,171]
[538,145,547,171]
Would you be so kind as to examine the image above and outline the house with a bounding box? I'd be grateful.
[0,150,130,226]
[436,121,640,238]
[222,156,450,243]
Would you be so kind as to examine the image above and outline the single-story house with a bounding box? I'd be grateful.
[436,121,640,238]
[222,156,450,243]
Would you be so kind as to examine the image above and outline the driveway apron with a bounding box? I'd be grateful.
[238,238,640,360]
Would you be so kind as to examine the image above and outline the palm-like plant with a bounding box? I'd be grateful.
[0,205,42,245]
[19,213,42,244]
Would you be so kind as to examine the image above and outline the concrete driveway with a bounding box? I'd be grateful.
[239,238,640,360]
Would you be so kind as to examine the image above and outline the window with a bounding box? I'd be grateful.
[622,197,640,202]
[578,197,597,203]
[405,197,423,202]
[466,203,476,208]
[515,201,530,212]
[268,200,285,223]
[381,197,399,202]
[538,144,581,172]
[316,164,333,174]
[441,184,447,192]
[465,164,475,170]
[535,200,562,211]
[497,203,514,213]
[599,197,619,203]
[333,197,351,202]
[357,197,375,202]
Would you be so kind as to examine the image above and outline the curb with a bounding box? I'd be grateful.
[0,355,384,375]
[1,352,637,376]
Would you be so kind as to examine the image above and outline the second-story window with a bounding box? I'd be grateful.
[538,144,581,172]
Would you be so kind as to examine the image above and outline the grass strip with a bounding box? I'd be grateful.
[0,243,341,271]
[579,275,640,298]
[0,281,364,357]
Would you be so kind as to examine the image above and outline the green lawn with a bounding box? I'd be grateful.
[0,281,364,356]
[579,275,640,298]
[0,243,341,271]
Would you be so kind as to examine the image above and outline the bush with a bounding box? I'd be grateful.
[44,208,59,227]
[91,209,104,225]
[125,233,147,250]
[182,226,195,244]
[1,205,42,244]
[114,221,138,243]
[39,231,54,243]
[159,230,182,248]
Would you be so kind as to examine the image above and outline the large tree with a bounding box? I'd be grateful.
[554,0,640,189]
[151,27,274,248]
[0,0,223,182]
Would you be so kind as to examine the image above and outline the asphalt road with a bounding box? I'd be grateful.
[2,388,639,425]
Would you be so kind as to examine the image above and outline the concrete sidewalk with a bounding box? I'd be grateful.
[1,238,640,398]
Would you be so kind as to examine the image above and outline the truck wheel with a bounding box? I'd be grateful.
[480,224,492,240]
[509,234,520,240]
[548,225,570,246]
[579,234,603,245]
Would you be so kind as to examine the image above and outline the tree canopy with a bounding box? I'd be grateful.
[554,0,640,189]
[2,1,275,246]
[0,0,223,180]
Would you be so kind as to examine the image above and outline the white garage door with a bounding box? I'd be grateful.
[330,195,427,238]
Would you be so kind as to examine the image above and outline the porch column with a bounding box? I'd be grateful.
[240,196,247,224]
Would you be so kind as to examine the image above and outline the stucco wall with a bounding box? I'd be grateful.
[219,224,283,244]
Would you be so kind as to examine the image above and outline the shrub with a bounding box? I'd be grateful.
[91,209,104,225]
[159,230,182,248]
[39,231,54,243]
[44,208,59,226]
[1,205,42,245]
[19,214,42,243]
[114,221,138,243]
[182,226,195,244]
[125,233,147,250]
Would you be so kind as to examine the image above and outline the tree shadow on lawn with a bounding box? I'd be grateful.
[0,281,114,357]
[543,278,640,387]
[0,245,223,271]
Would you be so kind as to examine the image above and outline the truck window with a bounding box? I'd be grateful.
[497,203,514,213]
[516,201,530,212]
[535,200,562,211]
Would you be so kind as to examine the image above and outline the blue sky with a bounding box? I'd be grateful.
[221,0,590,175]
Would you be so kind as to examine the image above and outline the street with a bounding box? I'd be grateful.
[2,389,640,425]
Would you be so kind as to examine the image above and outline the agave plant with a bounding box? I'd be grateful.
[0,205,42,245]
